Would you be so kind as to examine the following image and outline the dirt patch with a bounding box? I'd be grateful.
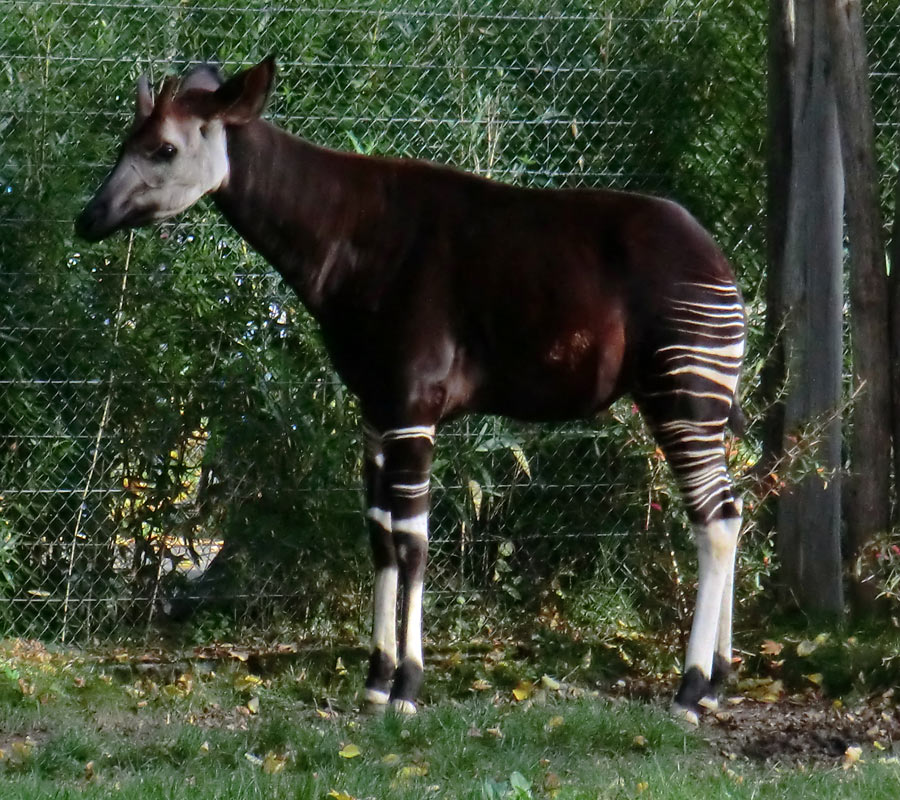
[613,673,900,766]
[701,696,900,766]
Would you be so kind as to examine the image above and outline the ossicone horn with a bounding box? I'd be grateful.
[135,74,153,126]
[156,75,178,108]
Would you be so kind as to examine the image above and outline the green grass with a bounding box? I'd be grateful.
[2,638,900,799]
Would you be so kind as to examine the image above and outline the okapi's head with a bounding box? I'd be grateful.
[75,57,275,241]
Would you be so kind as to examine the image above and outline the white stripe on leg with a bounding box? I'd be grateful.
[403,578,425,669]
[685,517,739,679]
[372,565,399,661]
[714,510,742,673]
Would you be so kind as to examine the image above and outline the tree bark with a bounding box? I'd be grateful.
[826,0,891,612]
[891,141,900,523]
[758,0,794,480]
[776,0,845,616]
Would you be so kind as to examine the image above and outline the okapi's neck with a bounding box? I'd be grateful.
[212,119,380,314]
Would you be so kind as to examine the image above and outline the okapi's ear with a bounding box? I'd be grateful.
[135,75,153,126]
[210,56,275,125]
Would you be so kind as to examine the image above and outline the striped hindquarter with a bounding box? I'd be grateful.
[362,423,434,714]
[637,280,746,722]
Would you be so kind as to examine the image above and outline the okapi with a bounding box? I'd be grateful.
[76,57,746,724]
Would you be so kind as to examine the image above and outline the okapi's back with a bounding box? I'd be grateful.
[409,175,740,422]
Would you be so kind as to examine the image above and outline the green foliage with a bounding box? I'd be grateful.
[0,0,790,643]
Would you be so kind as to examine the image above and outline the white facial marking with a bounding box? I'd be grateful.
[98,116,229,231]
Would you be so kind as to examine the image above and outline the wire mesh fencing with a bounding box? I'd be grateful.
[0,1,897,646]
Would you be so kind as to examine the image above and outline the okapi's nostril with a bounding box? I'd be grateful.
[75,198,109,241]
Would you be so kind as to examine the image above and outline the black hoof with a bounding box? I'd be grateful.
[365,648,395,708]
[710,652,731,691]
[388,659,423,714]
[673,666,712,722]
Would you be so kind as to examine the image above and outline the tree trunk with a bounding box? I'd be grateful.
[759,0,794,484]
[826,0,891,612]
[776,0,845,616]
[891,141,900,523]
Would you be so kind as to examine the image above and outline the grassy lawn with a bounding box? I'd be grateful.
[2,638,900,799]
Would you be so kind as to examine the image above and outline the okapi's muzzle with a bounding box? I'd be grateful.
[75,194,113,242]
[75,180,158,242]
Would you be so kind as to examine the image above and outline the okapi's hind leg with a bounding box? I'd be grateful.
[636,281,746,724]
[362,424,399,708]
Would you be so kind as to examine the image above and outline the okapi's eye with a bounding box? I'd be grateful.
[152,143,178,162]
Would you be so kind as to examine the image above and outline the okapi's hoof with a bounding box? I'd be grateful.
[364,688,391,713]
[671,702,700,727]
[709,652,732,693]
[673,666,714,725]
[698,694,719,713]
[390,699,417,715]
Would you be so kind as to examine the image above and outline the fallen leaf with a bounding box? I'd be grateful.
[234,673,263,691]
[540,674,561,691]
[805,673,824,687]
[327,791,356,800]
[796,640,818,657]
[397,763,429,780]
[760,639,784,656]
[468,480,483,519]
[382,753,401,765]
[632,735,648,748]
[543,771,561,798]
[737,677,783,703]
[545,715,564,731]
[842,745,863,769]
[244,752,264,767]
[84,760,95,781]
[471,679,492,691]
[339,743,361,759]
[11,739,34,762]
[262,751,287,774]
[512,680,534,701]
[246,696,260,715]
[509,444,531,478]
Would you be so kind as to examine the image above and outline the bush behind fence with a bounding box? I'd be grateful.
[0,1,898,645]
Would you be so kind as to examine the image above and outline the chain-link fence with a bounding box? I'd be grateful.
[0,1,898,646]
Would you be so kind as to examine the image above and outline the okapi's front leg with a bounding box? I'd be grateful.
[363,424,398,708]
[381,424,435,714]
